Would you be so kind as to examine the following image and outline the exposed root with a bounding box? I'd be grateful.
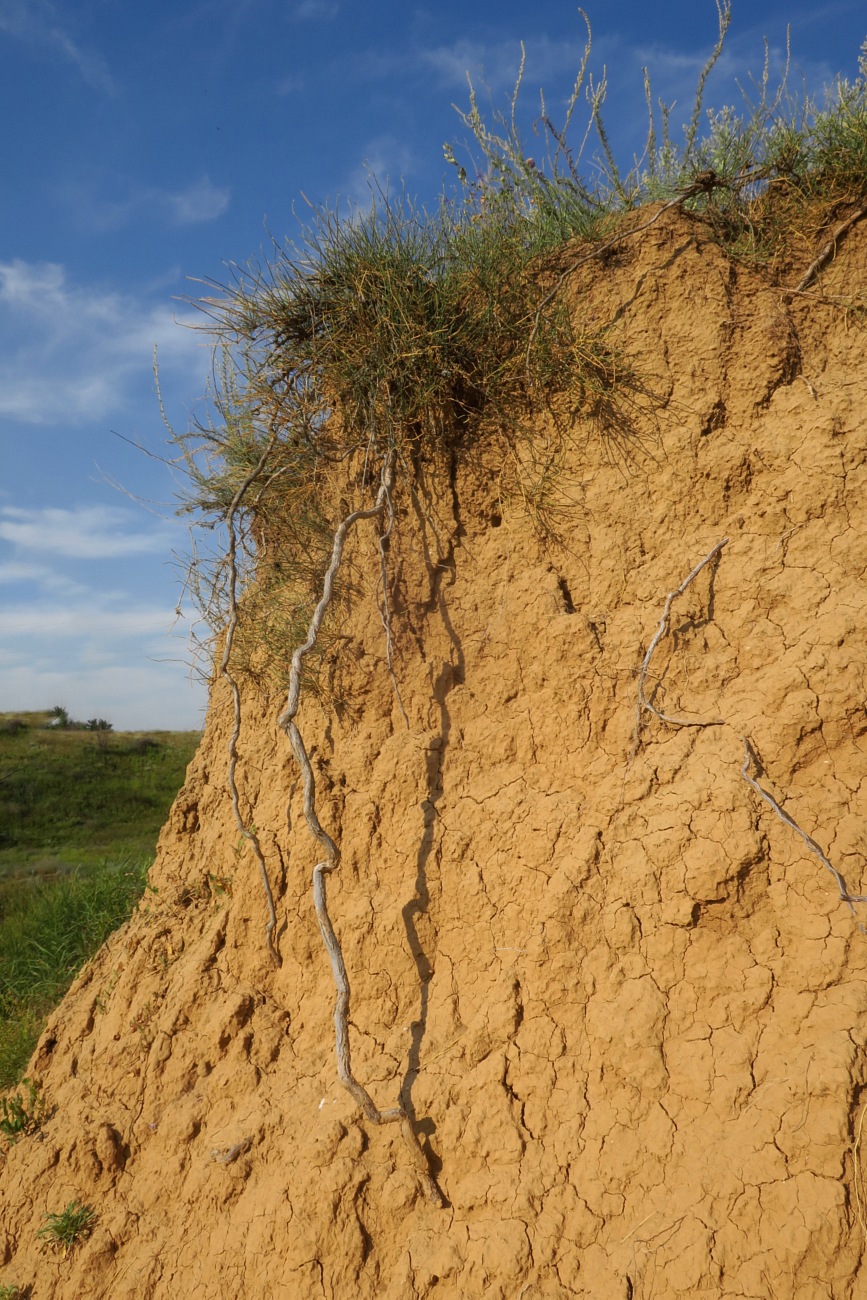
[221,434,281,967]
[740,737,867,919]
[277,453,445,1208]
[787,204,867,297]
[630,538,729,760]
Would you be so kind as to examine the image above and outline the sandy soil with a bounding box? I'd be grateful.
[3,205,867,1297]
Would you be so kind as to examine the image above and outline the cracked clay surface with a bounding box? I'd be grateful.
[2,208,867,1297]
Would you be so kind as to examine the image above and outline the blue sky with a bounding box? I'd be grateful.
[1,0,865,730]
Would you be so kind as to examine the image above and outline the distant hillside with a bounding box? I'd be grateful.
[0,711,200,877]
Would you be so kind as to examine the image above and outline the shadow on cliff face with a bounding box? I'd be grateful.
[399,468,465,1171]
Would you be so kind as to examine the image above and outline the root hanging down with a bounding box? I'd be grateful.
[277,454,445,1208]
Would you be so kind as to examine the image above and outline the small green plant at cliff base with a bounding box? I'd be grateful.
[0,1285,30,1299]
[0,1078,46,1144]
[36,1201,96,1256]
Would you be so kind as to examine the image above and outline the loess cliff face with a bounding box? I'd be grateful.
[3,206,867,1297]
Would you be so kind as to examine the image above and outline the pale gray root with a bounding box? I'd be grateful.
[630,538,729,760]
[740,737,867,919]
[789,204,867,297]
[220,435,281,967]
[277,454,446,1208]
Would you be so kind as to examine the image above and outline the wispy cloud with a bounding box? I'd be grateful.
[294,0,338,20]
[0,538,206,733]
[0,0,115,93]
[341,136,418,207]
[0,559,87,594]
[69,175,232,233]
[418,34,580,95]
[276,73,305,95]
[158,176,232,225]
[0,259,206,426]
[0,505,178,559]
[0,601,176,639]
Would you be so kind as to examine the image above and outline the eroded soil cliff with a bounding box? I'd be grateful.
[3,206,867,1297]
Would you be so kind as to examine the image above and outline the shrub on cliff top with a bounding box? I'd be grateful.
[177,7,867,686]
[176,183,635,689]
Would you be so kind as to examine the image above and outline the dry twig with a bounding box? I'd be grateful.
[787,204,867,297]
[740,737,867,917]
[630,538,729,759]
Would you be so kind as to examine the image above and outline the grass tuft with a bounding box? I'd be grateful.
[0,1077,47,1145]
[176,184,646,689]
[36,1201,96,1256]
[175,15,867,698]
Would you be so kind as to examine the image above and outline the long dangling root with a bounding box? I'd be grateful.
[277,453,446,1207]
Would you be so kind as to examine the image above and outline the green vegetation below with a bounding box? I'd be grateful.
[0,711,199,876]
[0,711,200,1089]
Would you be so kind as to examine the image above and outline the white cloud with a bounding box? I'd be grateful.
[0,579,208,729]
[0,601,174,638]
[418,33,587,96]
[0,504,179,559]
[0,660,207,732]
[0,559,87,593]
[0,0,115,93]
[0,259,207,426]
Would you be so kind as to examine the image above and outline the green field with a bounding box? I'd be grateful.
[0,710,200,1088]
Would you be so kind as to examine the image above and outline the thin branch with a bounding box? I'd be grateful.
[630,539,729,760]
[277,453,444,1208]
[221,433,282,967]
[740,737,867,917]
[109,429,182,467]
